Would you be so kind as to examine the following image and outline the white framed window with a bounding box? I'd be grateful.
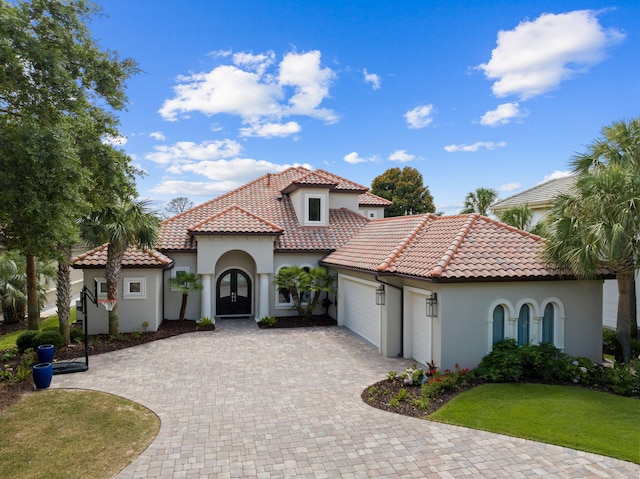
[171,266,190,292]
[492,305,505,345]
[96,278,108,298]
[124,277,146,299]
[305,194,323,224]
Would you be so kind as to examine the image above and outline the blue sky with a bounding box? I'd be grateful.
[90,0,640,215]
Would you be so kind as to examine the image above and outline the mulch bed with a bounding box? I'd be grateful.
[362,377,483,418]
[258,314,337,329]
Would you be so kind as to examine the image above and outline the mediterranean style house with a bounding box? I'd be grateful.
[73,167,606,370]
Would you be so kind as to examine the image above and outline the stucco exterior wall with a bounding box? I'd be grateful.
[438,280,603,370]
[82,268,164,334]
[164,253,200,321]
[329,192,359,212]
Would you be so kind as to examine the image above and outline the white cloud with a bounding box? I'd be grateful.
[363,69,381,90]
[151,159,313,196]
[478,10,625,100]
[159,50,338,134]
[145,139,242,164]
[150,180,242,196]
[499,182,521,192]
[149,131,166,141]
[344,152,376,164]
[232,50,275,75]
[404,104,435,129]
[388,149,415,162]
[444,141,507,152]
[540,170,573,183]
[101,134,127,146]
[239,121,301,138]
[279,50,338,122]
[480,102,528,126]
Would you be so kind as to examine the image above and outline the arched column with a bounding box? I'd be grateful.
[258,273,270,320]
[200,274,212,319]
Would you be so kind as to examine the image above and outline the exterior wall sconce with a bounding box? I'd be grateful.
[426,292,438,317]
[375,285,385,305]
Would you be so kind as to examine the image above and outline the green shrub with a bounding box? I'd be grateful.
[198,316,214,327]
[32,330,64,350]
[16,330,40,353]
[70,328,85,344]
[258,316,277,327]
[16,348,36,380]
[602,329,617,355]
[475,339,522,382]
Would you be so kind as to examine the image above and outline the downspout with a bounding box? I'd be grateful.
[375,275,404,357]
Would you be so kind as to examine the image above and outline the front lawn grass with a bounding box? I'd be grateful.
[0,389,159,479]
[0,313,71,350]
[429,383,640,464]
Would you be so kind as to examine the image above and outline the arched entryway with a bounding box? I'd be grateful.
[216,269,252,316]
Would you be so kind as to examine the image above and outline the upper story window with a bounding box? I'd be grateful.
[307,196,322,223]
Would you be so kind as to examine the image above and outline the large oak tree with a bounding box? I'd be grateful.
[0,0,138,332]
[371,167,435,217]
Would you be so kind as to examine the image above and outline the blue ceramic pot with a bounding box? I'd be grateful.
[37,344,55,363]
[32,363,53,389]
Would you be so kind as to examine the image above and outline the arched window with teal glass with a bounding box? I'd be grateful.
[517,304,530,346]
[542,303,554,344]
[492,305,505,345]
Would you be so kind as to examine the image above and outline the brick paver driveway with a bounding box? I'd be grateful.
[51,320,638,478]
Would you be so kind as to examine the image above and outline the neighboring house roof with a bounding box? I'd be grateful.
[72,244,174,269]
[321,213,564,282]
[491,176,576,212]
[158,167,370,252]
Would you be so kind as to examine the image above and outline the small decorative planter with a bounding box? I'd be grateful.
[37,344,55,363]
[32,362,53,389]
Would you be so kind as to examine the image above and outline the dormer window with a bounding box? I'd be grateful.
[305,194,323,224]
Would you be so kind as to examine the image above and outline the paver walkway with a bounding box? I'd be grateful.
[51,319,639,478]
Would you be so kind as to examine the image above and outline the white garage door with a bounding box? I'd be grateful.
[407,289,432,366]
[340,276,380,349]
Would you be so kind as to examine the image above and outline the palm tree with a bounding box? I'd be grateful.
[273,266,335,319]
[80,198,160,335]
[461,187,498,216]
[0,251,55,324]
[544,118,639,362]
[169,271,203,321]
[497,204,533,231]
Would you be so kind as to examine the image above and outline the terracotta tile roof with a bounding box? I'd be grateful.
[358,191,393,206]
[492,176,576,211]
[158,167,369,252]
[321,213,563,281]
[72,244,174,269]
[188,205,284,236]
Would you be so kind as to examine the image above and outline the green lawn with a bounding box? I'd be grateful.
[429,383,640,464]
[0,312,73,350]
